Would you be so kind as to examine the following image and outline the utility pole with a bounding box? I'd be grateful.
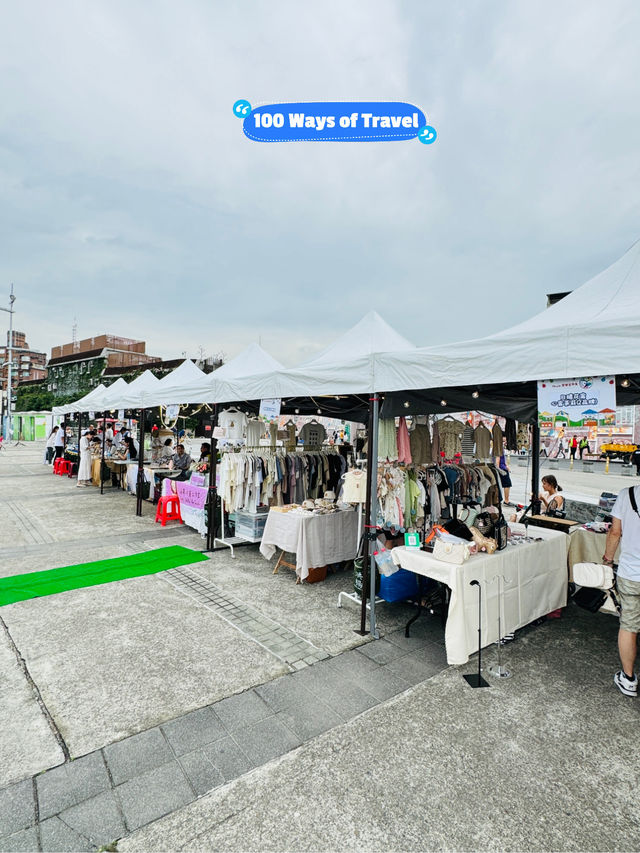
[0,284,16,441]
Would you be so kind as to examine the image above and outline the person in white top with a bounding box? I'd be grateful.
[45,426,59,464]
[605,486,640,697]
[77,430,93,487]
[54,424,66,459]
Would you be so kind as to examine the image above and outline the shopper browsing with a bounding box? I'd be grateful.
[604,486,640,697]
[45,426,58,464]
[54,424,66,459]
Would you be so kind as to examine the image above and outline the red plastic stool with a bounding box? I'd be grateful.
[53,458,62,474]
[58,460,72,477]
[155,495,184,526]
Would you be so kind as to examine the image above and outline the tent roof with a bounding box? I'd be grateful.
[116,370,160,408]
[213,344,283,379]
[301,311,414,367]
[380,238,640,396]
[143,360,209,407]
[53,383,107,415]
[209,313,416,404]
[90,378,129,411]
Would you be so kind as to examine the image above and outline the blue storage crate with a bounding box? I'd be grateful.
[379,568,418,603]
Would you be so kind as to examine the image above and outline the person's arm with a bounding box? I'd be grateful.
[603,517,622,564]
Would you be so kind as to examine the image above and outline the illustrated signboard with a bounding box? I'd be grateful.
[537,377,616,427]
[259,398,281,423]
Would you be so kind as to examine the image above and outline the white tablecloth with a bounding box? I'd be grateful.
[392,523,569,665]
[260,509,359,581]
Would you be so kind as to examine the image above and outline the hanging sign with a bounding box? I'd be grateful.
[165,404,179,420]
[537,377,616,427]
[88,411,95,420]
[118,410,124,420]
[259,398,281,423]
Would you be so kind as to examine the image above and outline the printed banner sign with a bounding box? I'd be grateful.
[168,480,208,510]
[118,410,124,420]
[165,404,179,420]
[88,411,95,420]
[537,376,616,427]
[190,473,206,488]
[259,398,281,423]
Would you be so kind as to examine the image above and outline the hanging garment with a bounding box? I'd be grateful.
[410,424,432,465]
[378,419,398,461]
[300,420,326,447]
[431,419,441,462]
[438,418,465,460]
[517,423,530,451]
[505,418,518,452]
[246,419,263,446]
[474,423,492,459]
[397,417,412,464]
[219,408,248,440]
[342,469,368,503]
[492,422,504,458]
[461,423,475,459]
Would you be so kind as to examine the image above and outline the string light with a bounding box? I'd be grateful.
[403,401,410,408]
[621,377,631,388]
[471,390,480,399]
[440,399,447,407]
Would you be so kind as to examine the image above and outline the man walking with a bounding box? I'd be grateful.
[604,486,640,696]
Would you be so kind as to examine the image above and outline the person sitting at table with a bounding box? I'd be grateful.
[105,439,116,458]
[509,475,565,522]
[199,442,211,463]
[169,443,192,481]
[539,475,564,514]
[160,438,174,461]
[122,435,138,460]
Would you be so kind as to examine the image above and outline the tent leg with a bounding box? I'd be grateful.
[136,409,146,517]
[368,394,380,639]
[531,423,541,514]
[357,393,379,636]
[100,413,106,495]
[205,406,219,552]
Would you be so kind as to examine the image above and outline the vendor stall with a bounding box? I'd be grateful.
[392,522,568,665]
[260,506,359,581]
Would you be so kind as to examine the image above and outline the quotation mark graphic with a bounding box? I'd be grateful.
[417,125,437,144]
[233,99,252,118]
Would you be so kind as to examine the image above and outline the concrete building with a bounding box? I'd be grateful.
[46,334,160,400]
[0,330,47,390]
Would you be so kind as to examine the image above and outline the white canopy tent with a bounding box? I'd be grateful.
[145,359,209,408]
[107,369,160,410]
[87,378,129,412]
[207,312,416,403]
[380,237,640,393]
[52,383,107,416]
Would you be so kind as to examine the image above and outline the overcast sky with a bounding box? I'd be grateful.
[1,0,639,366]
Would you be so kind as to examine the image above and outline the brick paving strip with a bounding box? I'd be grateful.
[0,627,447,851]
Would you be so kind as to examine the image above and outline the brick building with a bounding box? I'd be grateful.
[45,334,160,400]
[0,330,47,398]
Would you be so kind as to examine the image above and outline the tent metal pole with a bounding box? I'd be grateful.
[368,394,380,639]
[136,409,146,517]
[204,405,219,552]
[100,412,106,495]
[357,393,378,635]
[531,423,541,514]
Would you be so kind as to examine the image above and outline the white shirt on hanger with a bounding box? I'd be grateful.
[219,408,248,440]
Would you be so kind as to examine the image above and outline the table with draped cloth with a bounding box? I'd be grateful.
[391,522,569,665]
[260,508,359,581]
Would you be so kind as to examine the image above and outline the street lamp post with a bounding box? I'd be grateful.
[0,284,16,441]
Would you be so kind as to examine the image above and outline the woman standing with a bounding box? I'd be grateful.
[76,429,93,487]
[45,426,58,465]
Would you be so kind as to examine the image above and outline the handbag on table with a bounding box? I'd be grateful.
[433,539,470,565]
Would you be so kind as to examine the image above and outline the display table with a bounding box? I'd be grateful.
[567,526,620,580]
[391,523,569,665]
[162,477,208,535]
[260,509,359,581]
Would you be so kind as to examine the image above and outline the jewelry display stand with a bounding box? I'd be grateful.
[488,574,512,679]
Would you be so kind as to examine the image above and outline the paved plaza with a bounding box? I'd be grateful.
[0,441,638,852]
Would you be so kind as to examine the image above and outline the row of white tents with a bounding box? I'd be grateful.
[55,238,640,418]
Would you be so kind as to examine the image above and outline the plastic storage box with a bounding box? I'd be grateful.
[235,510,269,543]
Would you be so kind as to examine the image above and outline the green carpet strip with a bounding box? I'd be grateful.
[0,546,208,606]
